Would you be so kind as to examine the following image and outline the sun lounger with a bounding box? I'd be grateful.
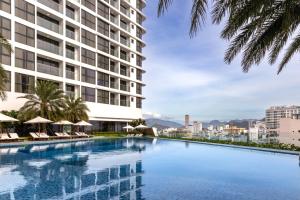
[62,132,72,138]
[74,132,88,138]
[39,132,50,139]
[55,132,70,139]
[30,132,49,140]
[9,133,24,141]
[0,133,17,142]
[80,132,90,138]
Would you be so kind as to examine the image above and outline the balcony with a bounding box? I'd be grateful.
[66,70,75,80]
[120,52,130,62]
[120,21,129,32]
[66,91,75,98]
[110,98,119,105]
[37,13,60,33]
[110,81,119,89]
[110,48,119,57]
[37,38,61,55]
[120,99,130,107]
[38,0,61,13]
[120,84,130,92]
[66,48,75,59]
[110,15,118,25]
[66,26,75,40]
[37,63,60,76]
[120,6,129,17]
[110,0,119,9]
[120,37,129,47]
[110,32,118,41]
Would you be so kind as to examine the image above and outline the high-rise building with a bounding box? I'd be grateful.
[0,0,146,132]
[265,106,300,134]
[184,114,189,128]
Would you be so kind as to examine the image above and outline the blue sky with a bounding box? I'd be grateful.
[142,1,300,122]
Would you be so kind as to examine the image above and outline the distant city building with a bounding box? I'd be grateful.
[266,106,300,134]
[224,125,245,135]
[207,125,214,131]
[185,115,190,128]
[277,117,300,146]
[248,121,267,141]
[192,121,202,133]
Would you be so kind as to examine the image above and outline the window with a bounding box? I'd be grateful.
[66,45,75,59]
[81,86,95,102]
[120,50,128,61]
[81,29,95,48]
[136,55,143,67]
[66,25,75,39]
[0,46,11,66]
[97,89,109,104]
[81,10,95,30]
[66,84,75,97]
[136,13,143,25]
[0,16,10,40]
[120,65,129,76]
[66,65,75,80]
[98,1,109,19]
[98,54,109,70]
[136,41,143,53]
[81,48,95,66]
[37,57,60,76]
[15,73,35,94]
[66,5,75,19]
[136,69,142,81]
[98,36,109,53]
[15,0,35,23]
[82,0,95,11]
[136,83,142,94]
[4,71,11,91]
[15,22,35,47]
[120,80,129,92]
[37,12,59,33]
[97,18,109,36]
[37,35,60,55]
[15,48,35,71]
[97,72,109,87]
[136,97,142,108]
[0,0,10,13]
[120,95,129,107]
[136,27,143,39]
[110,93,118,105]
[81,67,95,84]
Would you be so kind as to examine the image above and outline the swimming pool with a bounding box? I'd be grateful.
[0,138,299,200]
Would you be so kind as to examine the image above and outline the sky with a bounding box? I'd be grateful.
[142,0,300,122]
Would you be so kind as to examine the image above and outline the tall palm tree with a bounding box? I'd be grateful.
[158,0,300,74]
[18,80,66,121]
[0,34,13,100]
[64,96,89,123]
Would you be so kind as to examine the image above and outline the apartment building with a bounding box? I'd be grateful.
[0,0,146,131]
[265,106,300,134]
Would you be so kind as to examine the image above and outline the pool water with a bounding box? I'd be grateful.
[0,138,299,200]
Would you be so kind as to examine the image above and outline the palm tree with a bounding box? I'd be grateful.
[158,0,300,74]
[18,80,66,121]
[0,34,13,100]
[64,96,89,123]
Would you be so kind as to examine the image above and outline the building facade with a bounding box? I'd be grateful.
[0,0,146,131]
[277,118,300,146]
[184,114,190,128]
[266,106,300,134]
[248,121,267,141]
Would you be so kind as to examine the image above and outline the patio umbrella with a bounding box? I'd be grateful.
[123,125,134,132]
[74,120,92,133]
[53,120,74,133]
[24,116,53,136]
[0,113,19,133]
[135,124,148,129]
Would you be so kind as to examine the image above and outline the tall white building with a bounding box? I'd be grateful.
[266,106,300,134]
[0,0,146,131]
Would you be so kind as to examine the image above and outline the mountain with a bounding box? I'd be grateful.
[145,118,183,129]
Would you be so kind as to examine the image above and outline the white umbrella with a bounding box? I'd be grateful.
[0,113,19,134]
[123,125,134,133]
[24,116,52,135]
[135,124,148,129]
[53,120,73,133]
[74,120,92,126]
[0,113,19,122]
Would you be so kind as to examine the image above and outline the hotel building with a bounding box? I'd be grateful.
[0,0,146,131]
[265,106,300,134]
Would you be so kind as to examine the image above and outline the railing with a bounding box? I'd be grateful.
[37,63,60,76]
[120,22,129,32]
[120,37,129,47]
[120,53,130,62]
[110,49,119,57]
[37,40,61,55]
[110,82,119,89]
[66,70,75,80]
[110,98,119,105]
[38,0,61,12]
[120,6,129,17]
[66,9,75,20]
[37,16,60,33]
[120,84,130,92]
[110,65,119,73]
[120,99,130,107]
[66,49,75,59]
[110,0,119,9]
[66,91,75,98]
[66,29,75,40]
[110,16,118,25]
[110,33,118,41]
[120,69,130,77]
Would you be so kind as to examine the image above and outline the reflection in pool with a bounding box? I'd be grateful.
[0,138,300,200]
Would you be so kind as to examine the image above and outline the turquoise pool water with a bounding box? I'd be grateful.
[0,138,299,200]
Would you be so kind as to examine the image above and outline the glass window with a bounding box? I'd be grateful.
[120,95,129,107]
[66,5,75,19]
[15,0,35,23]
[81,10,95,30]
[66,84,75,97]
[120,65,129,76]
[0,16,11,40]
[0,46,11,66]
[81,67,95,84]
[66,65,75,80]
[82,0,95,11]
[98,54,109,70]
[136,83,142,95]
[37,12,59,33]
[0,0,11,13]
[81,48,95,66]
[66,25,75,39]
[15,22,35,47]
[97,18,109,36]
[4,70,11,91]
[15,48,35,71]
[66,45,75,59]
[136,69,142,81]
[136,55,143,67]
[81,86,95,102]
[15,73,35,94]
[81,29,95,48]
[97,1,109,19]
[37,57,60,76]
[136,97,142,108]
[37,35,60,55]
[136,27,143,39]
[97,89,109,104]
[97,36,109,53]
[136,41,143,53]
[97,72,109,87]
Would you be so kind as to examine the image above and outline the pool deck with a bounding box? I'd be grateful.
[157,137,300,156]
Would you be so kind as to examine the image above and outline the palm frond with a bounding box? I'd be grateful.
[190,0,208,37]
[158,0,173,17]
